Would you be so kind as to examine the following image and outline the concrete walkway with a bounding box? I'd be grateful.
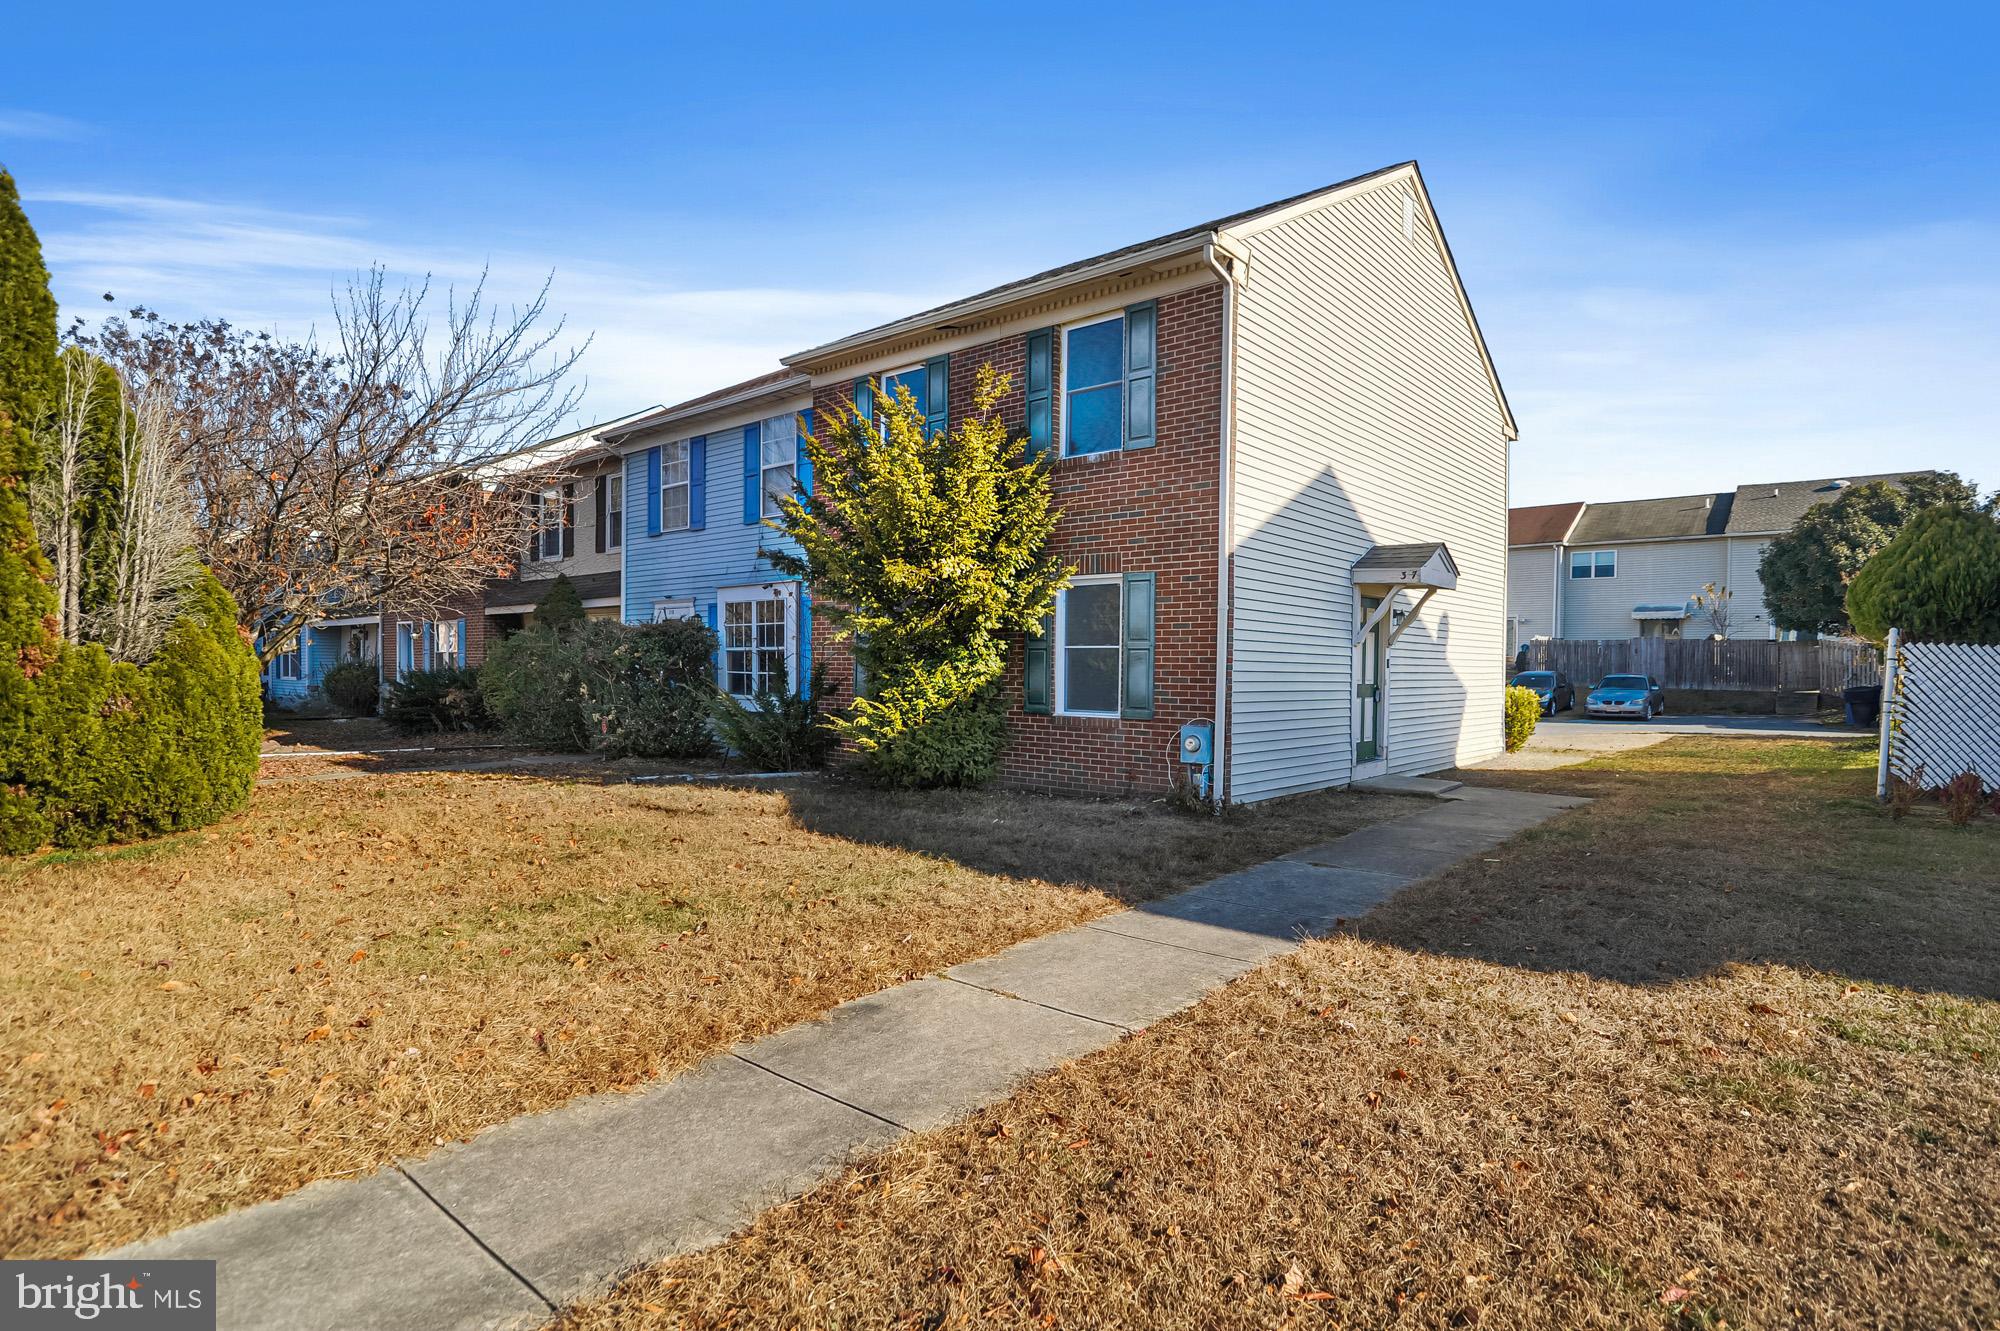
[117,784,1584,1331]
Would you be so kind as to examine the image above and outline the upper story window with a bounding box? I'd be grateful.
[1056,576,1122,715]
[603,474,623,549]
[536,485,565,561]
[661,439,692,531]
[1063,316,1125,456]
[878,365,928,422]
[759,413,796,518]
[1569,549,1616,579]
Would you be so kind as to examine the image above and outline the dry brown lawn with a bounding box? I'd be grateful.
[555,739,2000,1331]
[0,767,1411,1259]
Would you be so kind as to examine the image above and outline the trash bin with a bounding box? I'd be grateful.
[1843,684,1881,728]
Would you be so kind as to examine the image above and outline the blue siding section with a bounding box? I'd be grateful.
[621,422,810,693]
[264,625,348,702]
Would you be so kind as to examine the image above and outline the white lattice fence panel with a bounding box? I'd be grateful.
[1888,641,2000,789]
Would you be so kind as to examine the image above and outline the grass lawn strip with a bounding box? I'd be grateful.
[1,770,1413,1259]
[552,739,1999,1330]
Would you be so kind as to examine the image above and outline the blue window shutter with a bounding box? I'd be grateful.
[455,618,467,668]
[742,421,762,524]
[689,435,707,530]
[704,601,720,686]
[1123,300,1156,450]
[1120,572,1155,718]
[796,407,814,497]
[1025,329,1053,459]
[1023,614,1053,714]
[924,355,949,438]
[646,447,662,535]
[796,585,812,699]
[852,377,873,425]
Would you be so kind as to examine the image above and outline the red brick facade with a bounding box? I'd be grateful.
[812,281,1225,797]
[378,589,495,684]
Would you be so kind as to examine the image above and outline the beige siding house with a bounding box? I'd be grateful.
[1226,165,1515,801]
[1507,472,1930,643]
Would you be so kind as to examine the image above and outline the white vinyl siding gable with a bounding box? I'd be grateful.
[1559,538,1727,639]
[1506,546,1558,645]
[1226,175,1510,802]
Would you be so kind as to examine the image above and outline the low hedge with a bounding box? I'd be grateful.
[1,571,263,852]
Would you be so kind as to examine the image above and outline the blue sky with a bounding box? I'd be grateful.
[5,1,1996,505]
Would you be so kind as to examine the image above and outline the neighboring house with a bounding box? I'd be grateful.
[776,160,1514,803]
[262,612,379,705]
[601,370,816,702]
[1506,472,1929,644]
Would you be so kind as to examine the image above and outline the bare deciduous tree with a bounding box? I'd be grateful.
[29,348,102,642]
[1693,581,1733,639]
[91,385,199,663]
[79,266,587,662]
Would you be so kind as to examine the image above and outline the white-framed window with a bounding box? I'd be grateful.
[604,474,623,549]
[758,413,797,518]
[651,598,695,624]
[661,439,692,531]
[1055,575,1121,716]
[273,639,303,680]
[718,583,796,699]
[1569,549,1616,579]
[1061,313,1125,456]
[878,365,928,423]
[538,485,565,561]
[344,628,370,660]
[434,619,462,669]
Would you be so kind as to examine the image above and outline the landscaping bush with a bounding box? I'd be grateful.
[859,686,1008,789]
[1504,684,1541,753]
[1845,505,2000,645]
[5,571,261,850]
[586,617,717,760]
[480,622,596,750]
[318,656,380,715]
[532,574,586,631]
[1940,769,1987,826]
[711,663,835,771]
[384,666,489,734]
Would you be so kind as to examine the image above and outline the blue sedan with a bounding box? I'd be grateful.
[1585,673,1667,720]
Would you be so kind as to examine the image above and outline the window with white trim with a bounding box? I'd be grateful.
[1569,549,1616,579]
[719,585,793,699]
[434,619,461,668]
[604,474,623,549]
[1055,576,1121,715]
[273,639,303,680]
[1061,314,1124,456]
[652,598,695,624]
[758,413,796,518]
[537,485,564,561]
[879,365,928,420]
[661,440,692,531]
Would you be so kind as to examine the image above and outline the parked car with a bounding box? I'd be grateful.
[1510,669,1574,715]
[1585,673,1667,720]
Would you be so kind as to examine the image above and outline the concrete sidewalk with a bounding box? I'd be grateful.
[118,784,1585,1331]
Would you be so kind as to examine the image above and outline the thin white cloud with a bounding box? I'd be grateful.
[0,110,89,141]
[32,190,939,415]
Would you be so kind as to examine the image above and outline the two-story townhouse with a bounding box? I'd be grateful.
[776,161,1514,804]
[364,407,657,693]
[603,371,818,701]
[1505,471,1929,644]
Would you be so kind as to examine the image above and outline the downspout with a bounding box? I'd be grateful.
[1203,240,1238,811]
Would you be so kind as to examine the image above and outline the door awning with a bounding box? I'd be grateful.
[1350,542,1459,591]
[1631,602,1690,621]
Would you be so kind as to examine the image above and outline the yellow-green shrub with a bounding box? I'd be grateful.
[1504,684,1541,753]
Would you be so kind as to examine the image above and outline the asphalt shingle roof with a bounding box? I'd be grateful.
[1567,491,1733,545]
[1508,502,1584,545]
[1723,472,1921,534]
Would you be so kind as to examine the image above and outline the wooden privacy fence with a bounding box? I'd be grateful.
[1521,637,1880,694]
[1879,634,2000,792]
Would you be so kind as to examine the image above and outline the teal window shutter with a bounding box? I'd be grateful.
[796,407,814,497]
[1123,300,1156,450]
[1120,572,1155,718]
[703,601,719,686]
[645,447,662,535]
[742,420,762,524]
[852,377,873,425]
[1025,329,1053,458]
[455,618,467,668]
[924,355,950,438]
[1023,614,1053,714]
[689,435,707,530]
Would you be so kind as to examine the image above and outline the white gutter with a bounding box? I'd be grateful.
[1203,241,1238,810]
